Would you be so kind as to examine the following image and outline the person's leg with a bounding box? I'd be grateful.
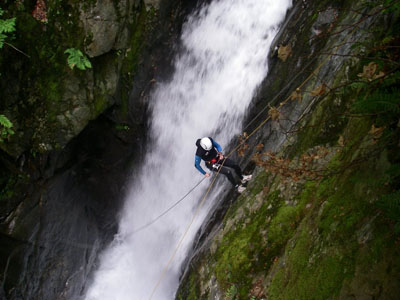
[217,165,238,186]
[223,158,243,179]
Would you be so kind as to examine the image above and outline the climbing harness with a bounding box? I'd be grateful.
[206,156,222,170]
[212,163,221,170]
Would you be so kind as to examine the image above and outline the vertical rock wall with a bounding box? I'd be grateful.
[0,0,202,299]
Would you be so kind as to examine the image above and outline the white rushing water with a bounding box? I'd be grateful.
[84,0,291,299]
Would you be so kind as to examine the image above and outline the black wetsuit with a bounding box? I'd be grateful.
[195,138,243,186]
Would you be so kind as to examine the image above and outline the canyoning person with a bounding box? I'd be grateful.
[194,137,252,193]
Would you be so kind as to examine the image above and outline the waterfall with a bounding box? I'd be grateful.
[84,0,291,299]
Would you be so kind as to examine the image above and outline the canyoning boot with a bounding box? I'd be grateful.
[241,174,252,184]
[235,185,246,193]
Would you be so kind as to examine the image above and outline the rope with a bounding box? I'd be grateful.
[226,17,361,158]
[130,177,206,235]
[242,53,320,132]
[149,158,226,300]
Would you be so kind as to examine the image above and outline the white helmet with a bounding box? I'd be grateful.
[200,137,212,150]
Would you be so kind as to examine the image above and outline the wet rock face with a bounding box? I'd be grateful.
[80,0,139,57]
[0,0,202,299]
[51,0,137,151]
[144,0,161,9]
[311,7,338,37]
[81,0,120,57]
[7,116,138,300]
[0,0,204,159]
[0,0,146,158]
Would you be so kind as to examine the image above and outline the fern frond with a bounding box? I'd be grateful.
[387,164,400,183]
[0,17,16,34]
[352,89,400,114]
[378,190,400,221]
[0,114,14,143]
[0,114,13,128]
[0,33,5,48]
[64,48,92,70]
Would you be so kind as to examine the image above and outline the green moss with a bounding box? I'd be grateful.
[268,205,299,246]
[122,4,148,75]
[213,179,315,297]
[267,117,398,298]
[113,3,158,118]
[266,146,398,298]
[289,255,351,300]
[215,219,259,295]
[317,168,386,240]
[184,272,201,300]
[292,91,349,158]
[269,200,400,299]
[94,96,109,116]
[268,182,312,246]
[0,174,17,202]
[0,0,94,152]
[299,181,317,202]
[249,170,270,196]
[213,188,282,296]
[269,224,355,300]
[176,258,206,299]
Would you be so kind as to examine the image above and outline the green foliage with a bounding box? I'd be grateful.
[64,48,92,70]
[225,285,237,299]
[268,205,300,245]
[115,124,130,131]
[318,172,377,241]
[386,164,400,184]
[269,226,353,300]
[352,88,400,126]
[377,163,400,232]
[346,38,400,127]
[344,13,400,127]
[377,191,400,232]
[382,0,400,16]
[214,181,309,297]
[0,114,15,142]
[0,8,16,48]
[364,0,400,15]
[0,174,17,201]
[348,81,367,91]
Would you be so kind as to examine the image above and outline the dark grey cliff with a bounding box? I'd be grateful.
[0,0,201,299]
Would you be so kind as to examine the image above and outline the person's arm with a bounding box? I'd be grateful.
[194,155,206,175]
[211,139,224,160]
[211,139,222,152]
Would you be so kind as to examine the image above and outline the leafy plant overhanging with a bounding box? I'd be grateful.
[64,48,92,70]
[0,8,16,49]
[0,114,14,143]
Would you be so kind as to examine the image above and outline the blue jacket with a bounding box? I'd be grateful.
[194,138,222,175]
